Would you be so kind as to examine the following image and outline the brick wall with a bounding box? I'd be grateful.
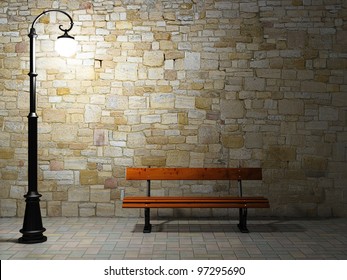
[0,0,346,218]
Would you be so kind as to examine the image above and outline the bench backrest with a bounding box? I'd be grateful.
[126,168,262,181]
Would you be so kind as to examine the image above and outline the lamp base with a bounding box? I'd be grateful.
[18,229,47,244]
[19,192,47,244]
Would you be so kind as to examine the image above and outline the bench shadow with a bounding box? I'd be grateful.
[132,219,305,233]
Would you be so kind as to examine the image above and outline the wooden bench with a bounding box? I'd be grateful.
[122,167,269,233]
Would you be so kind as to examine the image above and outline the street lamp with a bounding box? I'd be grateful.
[19,9,77,244]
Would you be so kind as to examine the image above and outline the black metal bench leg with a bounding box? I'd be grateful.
[238,208,249,233]
[143,208,152,233]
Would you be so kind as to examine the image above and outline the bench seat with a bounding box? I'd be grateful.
[123,196,270,208]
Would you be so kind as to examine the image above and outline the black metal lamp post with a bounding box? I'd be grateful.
[19,9,77,244]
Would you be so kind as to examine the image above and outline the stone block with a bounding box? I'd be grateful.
[319,106,338,121]
[57,87,70,96]
[0,148,14,159]
[2,170,18,180]
[0,199,17,216]
[178,112,188,125]
[167,150,190,167]
[53,191,68,201]
[36,57,66,70]
[189,152,204,167]
[162,113,178,124]
[332,92,347,107]
[96,203,115,216]
[278,100,304,115]
[9,186,24,199]
[127,132,146,148]
[306,121,328,130]
[268,146,296,162]
[42,109,66,123]
[80,170,98,185]
[159,40,174,50]
[116,21,132,29]
[150,93,175,109]
[141,157,166,167]
[240,2,259,12]
[303,156,328,171]
[115,63,138,81]
[191,82,204,90]
[113,158,133,167]
[175,96,195,109]
[104,177,117,189]
[52,124,78,142]
[141,115,161,123]
[104,146,123,157]
[143,51,164,67]
[64,158,88,170]
[165,70,177,80]
[192,184,213,194]
[79,206,96,217]
[94,129,109,146]
[68,187,90,201]
[91,188,111,202]
[221,100,245,119]
[147,136,169,145]
[288,31,306,49]
[201,59,219,70]
[198,125,219,144]
[245,133,263,148]
[129,96,147,109]
[85,104,102,123]
[195,97,212,110]
[301,81,326,92]
[184,52,200,70]
[148,68,164,79]
[165,51,184,60]
[169,136,185,144]
[221,135,244,148]
[0,185,10,199]
[157,85,173,92]
[107,95,129,110]
[206,111,220,120]
[3,56,21,69]
[244,77,265,91]
[47,201,62,217]
[62,202,79,217]
[256,69,281,78]
[164,59,174,70]
[44,171,74,184]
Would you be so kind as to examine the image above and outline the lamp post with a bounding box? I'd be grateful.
[19,9,77,244]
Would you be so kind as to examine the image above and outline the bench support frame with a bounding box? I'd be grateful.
[142,207,250,234]
[144,208,152,233]
[141,177,250,233]
[238,208,249,233]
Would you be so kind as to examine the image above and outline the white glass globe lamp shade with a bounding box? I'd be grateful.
[55,33,77,57]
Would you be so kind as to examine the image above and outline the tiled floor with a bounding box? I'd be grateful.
[0,217,346,260]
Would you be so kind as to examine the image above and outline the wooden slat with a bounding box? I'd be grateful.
[126,167,262,181]
[123,196,268,203]
[122,196,270,209]
[123,203,269,208]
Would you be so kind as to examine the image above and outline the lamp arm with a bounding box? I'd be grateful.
[31,9,74,33]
